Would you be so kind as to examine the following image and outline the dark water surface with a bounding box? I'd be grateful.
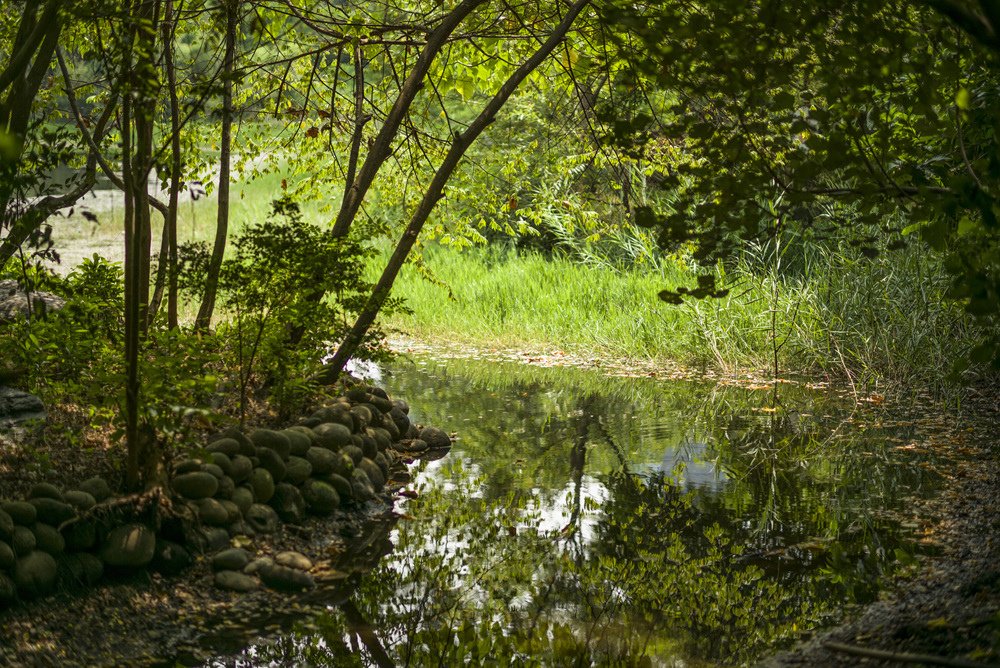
[204,355,958,667]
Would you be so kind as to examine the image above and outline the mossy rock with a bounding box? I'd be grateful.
[231,487,254,515]
[346,387,370,403]
[249,429,291,460]
[330,451,355,480]
[215,569,258,592]
[100,524,156,568]
[172,471,219,500]
[420,426,452,449]
[311,404,354,430]
[284,456,313,486]
[369,394,393,414]
[212,547,251,572]
[207,438,240,457]
[215,475,235,500]
[2,501,34,526]
[245,504,279,534]
[350,406,372,431]
[281,429,313,457]
[29,498,76,526]
[29,482,63,502]
[359,434,377,460]
[270,483,305,524]
[12,526,35,555]
[358,458,385,492]
[63,490,97,511]
[274,551,312,571]
[57,552,103,587]
[325,474,353,503]
[220,428,258,457]
[220,500,241,524]
[297,417,321,429]
[32,523,65,555]
[0,509,12,540]
[259,562,314,591]
[229,455,253,484]
[173,458,202,475]
[78,476,112,502]
[358,403,383,423]
[14,551,58,598]
[312,422,352,450]
[371,428,393,452]
[0,572,17,606]
[305,447,337,475]
[350,434,364,449]
[152,539,191,575]
[0,540,14,570]
[194,498,230,527]
[244,556,272,575]
[343,445,364,465]
[302,480,339,516]
[374,452,390,478]
[392,398,409,414]
[203,463,225,480]
[351,469,375,502]
[187,527,230,554]
[249,468,275,504]
[381,417,400,442]
[397,438,428,453]
[210,452,234,477]
[62,519,97,551]
[256,447,287,483]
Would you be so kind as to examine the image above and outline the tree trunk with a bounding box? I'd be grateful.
[319,0,592,383]
[194,0,238,331]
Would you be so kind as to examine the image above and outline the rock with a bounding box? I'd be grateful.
[13,551,58,598]
[215,475,235,500]
[63,490,97,511]
[331,451,355,479]
[420,426,452,449]
[359,434,378,460]
[172,471,219,500]
[202,463,225,480]
[249,468,275,504]
[227,520,253,539]
[245,504,279,534]
[313,422,352,450]
[274,551,312,571]
[0,280,65,324]
[215,569,258,592]
[374,452,391,478]
[281,428,313,456]
[369,386,389,401]
[346,387,370,403]
[0,540,14,569]
[29,482,63,501]
[78,476,112,502]
[298,417,321,429]
[351,469,375,502]
[186,527,230,554]
[100,524,156,568]
[256,447,287,483]
[359,458,386,492]
[343,445,364,465]
[259,562,314,591]
[31,523,65,555]
[270,484,305,524]
[62,520,97,551]
[302,480,340,516]
[229,455,253,483]
[220,428,257,457]
[57,552,104,586]
[284,456,313,485]
[231,487,254,515]
[351,405,372,431]
[0,572,16,606]
[359,403,383,424]
[325,474,353,503]
[1,501,35,526]
[0,386,46,428]
[311,404,354,429]
[350,434,364,450]
[212,547,251,572]
[305,447,337,475]
[151,539,192,575]
[249,429,291,460]
[371,428,393,452]
[396,438,428,453]
[392,398,409,414]
[29,498,75,526]
[244,556,273,576]
[173,458,202,475]
[382,416,400,441]
[210,452,234,477]
[194,498,230,527]
[207,438,240,457]
[220,500,241,524]
[11,526,35,555]
[0,509,12,540]
[369,394,393,414]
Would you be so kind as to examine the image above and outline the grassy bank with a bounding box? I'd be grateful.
[377,243,980,388]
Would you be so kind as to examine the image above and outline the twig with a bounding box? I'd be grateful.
[822,640,996,668]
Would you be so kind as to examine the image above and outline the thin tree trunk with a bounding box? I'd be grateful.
[319,0,592,383]
[195,0,237,331]
[165,0,181,329]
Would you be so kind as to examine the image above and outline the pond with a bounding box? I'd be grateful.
[201,354,958,666]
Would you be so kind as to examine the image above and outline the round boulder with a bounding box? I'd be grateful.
[1,501,35,526]
[229,455,253,484]
[215,570,258,592]
[0,572,16,606]
[0,540,14,570]
[245,504,279,534]
[305,447,337,475]
[29,482,63,501]
[31,523,65,555]
[151,539,191,575]
[12,526,35,555]
[172,471,219,500]
[57,552,104,586]
[281,428,313,457]
[249,468,275,504]
[100,524,156,568]
[78,476,112,502]
[274,551,312,571]
[313,422,351,450]
[419,426,452,449]
[63,490,97,511]
[14,551,58,598]
[212,547,251,572]
[256,447,287,483]
[249,429,291,460]
[207,438,240,457]
[194,498,230,527]
[302,480,340,516]
[284,456,313,486]
[358,458,385,492]
[29,498,76,526]
[231,487,254,515]
[259,563,314,591]
[62,520,97,551]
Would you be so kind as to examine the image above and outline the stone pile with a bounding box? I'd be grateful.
[0,384,451,605]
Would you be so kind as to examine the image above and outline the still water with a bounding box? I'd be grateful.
[204,355,954,666]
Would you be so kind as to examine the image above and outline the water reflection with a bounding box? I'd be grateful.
[206,356,950,667]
